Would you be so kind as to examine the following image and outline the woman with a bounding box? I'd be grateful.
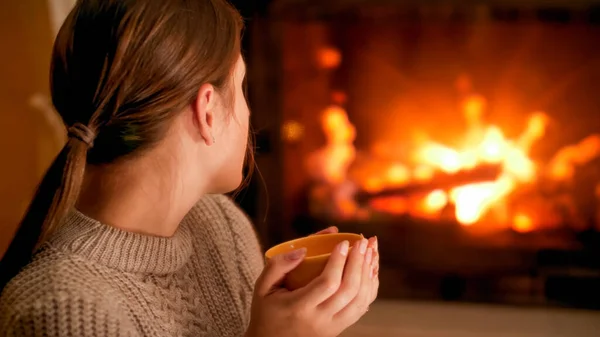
[0,0,379,336]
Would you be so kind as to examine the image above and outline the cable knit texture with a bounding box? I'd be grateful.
[0,194,264,337]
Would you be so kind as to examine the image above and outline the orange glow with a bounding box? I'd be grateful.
[549,135,600,181]
[518,112,548,151]
[281,120,304,142]
[386,164,411,186]
[463,94,486,125]
[306,105,356,188]
[416,143,461,174]
[331,91,347,105]
[413,165,435,181]
[423,189,448,213]
[370,197,408,215]
[513,213,534,233]
[316,47,342,69]
[363,177,384,193]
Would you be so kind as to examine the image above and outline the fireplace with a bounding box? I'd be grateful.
[245,0,600,309]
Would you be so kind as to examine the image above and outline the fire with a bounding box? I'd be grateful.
[308,88,600,231]
[413,165,435,181]
[548,135,600,181]
[423,189,448,213]
[387,164,411,186]
[449,176,515,225]
[513,213,534,233]
[408,95,541,225]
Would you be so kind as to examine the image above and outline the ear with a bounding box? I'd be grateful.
[191,83,217,146]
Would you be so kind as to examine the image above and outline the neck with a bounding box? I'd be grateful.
[76,159,204,238]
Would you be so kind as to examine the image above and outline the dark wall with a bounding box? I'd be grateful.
[229,0,272,220]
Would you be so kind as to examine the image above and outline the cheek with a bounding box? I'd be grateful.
[239,115,249,153]
[236,100,250,139]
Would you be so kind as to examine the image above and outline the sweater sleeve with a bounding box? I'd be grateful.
[1,291,140,337]
[212,195,265,322]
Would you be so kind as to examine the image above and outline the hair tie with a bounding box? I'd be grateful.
[68,123,96,148]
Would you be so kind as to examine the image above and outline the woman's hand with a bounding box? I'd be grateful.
[246,229,379,337]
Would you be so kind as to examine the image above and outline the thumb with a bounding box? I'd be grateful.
[256,248,307,296]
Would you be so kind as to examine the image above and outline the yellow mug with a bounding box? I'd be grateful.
[265,233,363,290]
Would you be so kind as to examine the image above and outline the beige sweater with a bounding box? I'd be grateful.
[0,194,264,337]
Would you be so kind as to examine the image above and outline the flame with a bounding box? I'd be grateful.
[518,112,548,152]
[413,165,435,181]
[513,213,534,233]
[416,144,462,174]
[363,177,384,193]
[404,96,542,225]
[308,85,600,232]
[548,135,600,181]
[306,105,356,185]
[386,164,411,186]
[423,189,448,213]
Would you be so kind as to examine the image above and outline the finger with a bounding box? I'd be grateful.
[370,275,379,304]
[334,247,374,325]
[318,238,368,313]
[369,236,379,303]
[370,251,379,303]
[367,236,376,252]
[255,248,306,297]
[311,226,339,236]
[293,240,350,306]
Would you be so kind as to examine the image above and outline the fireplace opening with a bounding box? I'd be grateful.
[250,0,600,309]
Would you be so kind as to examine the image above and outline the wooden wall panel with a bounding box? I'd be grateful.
[0,0,54,257]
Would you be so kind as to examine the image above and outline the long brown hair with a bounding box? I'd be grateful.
[0,0,243,290]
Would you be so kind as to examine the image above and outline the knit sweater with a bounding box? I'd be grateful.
[0,194,265,337]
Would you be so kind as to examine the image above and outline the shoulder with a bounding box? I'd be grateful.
[1,248,106,307]
[184,193,264,280]
[188,194,251,225]
[185,194,259,246]
[0,249,136,335]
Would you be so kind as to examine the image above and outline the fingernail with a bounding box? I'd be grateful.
[366,248,373,265]
[284,248,306,261]
[339,240,349,256]
[359,239,368,254]
[374,236,378,252]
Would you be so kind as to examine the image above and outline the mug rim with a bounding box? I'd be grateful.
[264,232,363,261]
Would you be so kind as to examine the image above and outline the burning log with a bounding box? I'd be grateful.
[355,164,502,204]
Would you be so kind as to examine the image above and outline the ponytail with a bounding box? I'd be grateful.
[0,137,89,291]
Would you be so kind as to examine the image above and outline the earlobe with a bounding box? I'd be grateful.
[192,83,216,146]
